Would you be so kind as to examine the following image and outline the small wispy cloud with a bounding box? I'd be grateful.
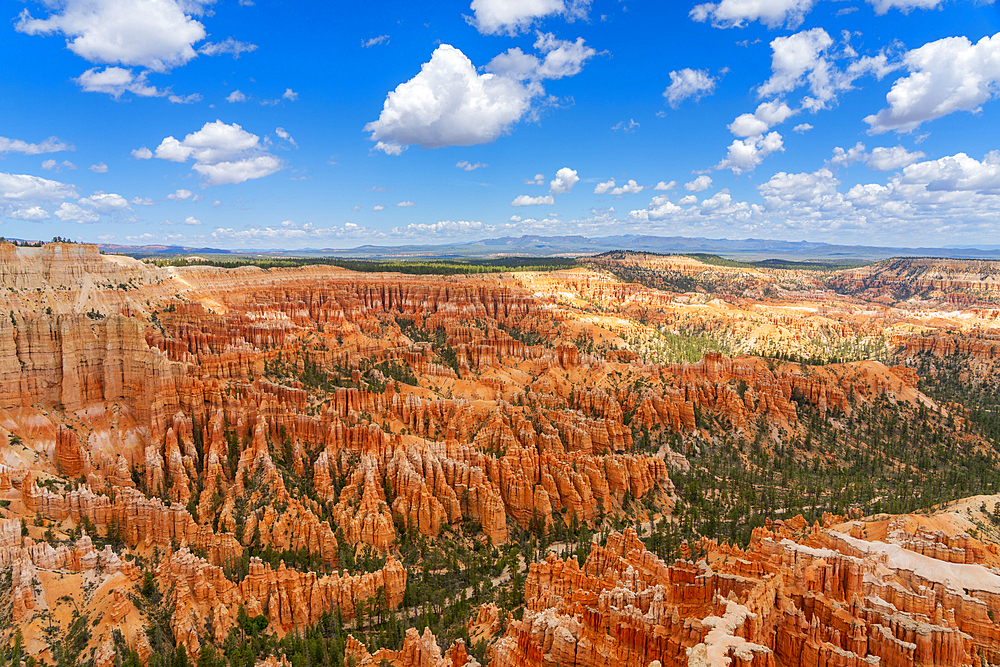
[199,38,258,59]
[168,93,202,104]
[611,119,639,133]
[276,127,298,148]
[41,159,76,172]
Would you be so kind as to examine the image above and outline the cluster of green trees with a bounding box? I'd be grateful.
[629,327,732,365]
[914,351,1000,443]
[684,254,863,272]
[641,384,1000,557]
[628,319,891,368]
[0,237,77,247]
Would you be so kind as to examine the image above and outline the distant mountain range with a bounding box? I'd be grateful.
[94,235,1000,261]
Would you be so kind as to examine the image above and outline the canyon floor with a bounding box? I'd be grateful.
[2,243,1000,667]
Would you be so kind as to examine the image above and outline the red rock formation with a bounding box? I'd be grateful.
[55,424,86,478]
[331,454,397,551]
[468,603,501,643]
[492,526,995,667]
[162,547,406,653]
[895,332,1000,361]
[23,480,243,566]
[348,627,477,667]
[831,258,1000,303]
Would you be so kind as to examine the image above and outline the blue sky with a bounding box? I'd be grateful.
[1,0,999,249]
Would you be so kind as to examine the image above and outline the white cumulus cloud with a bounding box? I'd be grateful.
[80,192,129,213]
[486,33,596,81]
[54,202,100,223]
[392,220,486,236]
[89,162,109,173]
[16,0,212,72]
[867,0,951,15]
[193,155,280,185]
[594,179,616,194]
[153,120,282,186]
[867,145,926,171]
[457,161,488,171]
[663,68,717,108]
[549,167,578,194]
[0,172,77,202]
[638,195,684,221]
[718,131,784,174]
[613,180,642,195]
[748,150,1000,241]
[76,66,162,98]
[686,175,713,191]
[829,142,868,167]
[512,194,556,206]
[865,33,1000,134]
[758,28,896,111]
[759,168,842,205]
[602,179,644,195]
[728,101,797,137]
[8,206,50,221]
[758,28,834,99]
[690,0,817,29]
[468,0,590,36]
[609,148,1000,243]
[368,37,595,155]
[654,181,677,191]
[829,142,926,171]
[365,45,538,154]
[900,151,1000,193]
